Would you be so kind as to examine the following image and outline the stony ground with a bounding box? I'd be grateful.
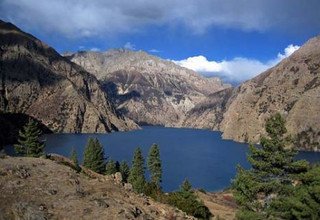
[196,191,237,220]
[0,156,195,220]
[0,156,237,219]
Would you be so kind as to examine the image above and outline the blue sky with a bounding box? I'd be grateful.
[1,0,320,83]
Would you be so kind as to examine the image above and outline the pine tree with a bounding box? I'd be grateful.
[166,179,212,219]
[147,144,162,188]
[105,159,117,175]
[232,113,309,219]
[14,119,45,157]
[70,148,81,172]
[119,161,130,183]
[115,161,120,172]
[268,164,320,219]
[83,138,105,174]
[128,147,146,193]
[181,179,192,192]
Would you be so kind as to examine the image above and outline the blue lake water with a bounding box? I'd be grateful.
[5,126,320,192]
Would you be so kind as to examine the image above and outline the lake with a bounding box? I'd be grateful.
[5,126,320,192]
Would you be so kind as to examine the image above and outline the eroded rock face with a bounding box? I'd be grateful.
[0,20,138,133]
[182,88,234,130]
[219,36,320,144]
[67,49,230,126]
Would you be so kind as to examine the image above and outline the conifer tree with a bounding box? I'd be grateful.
[147,144,162,188]
[268,164,320,219]
[128,147,146,193]
[232,113,309,219]
[105,159,117,175]
[83,138,105,174]
[14,119,45,157]
[115,161,120,172]
[70,147,81,172]
[166,179,212,219]
[119,161,130,183]
[181,179,192,193]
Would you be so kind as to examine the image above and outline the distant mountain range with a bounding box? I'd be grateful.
[1,20,319,151]
[68,39,320,151]
[67,49,230,126]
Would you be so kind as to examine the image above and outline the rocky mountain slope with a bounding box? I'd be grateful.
[0,20,137,134]
[183,36,320,150]
[219,36,320,145]
[182,88,233,130]
[0,156,195,219]
[67,50,230,126]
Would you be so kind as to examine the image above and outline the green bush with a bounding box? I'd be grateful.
[164,179,212,219]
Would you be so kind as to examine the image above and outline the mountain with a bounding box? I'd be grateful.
[0,20,137,135]
[184,36,320,150]
[220,36,320,147]
[67,49,230,126]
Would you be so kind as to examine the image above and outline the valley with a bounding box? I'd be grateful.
[0,10,320,219]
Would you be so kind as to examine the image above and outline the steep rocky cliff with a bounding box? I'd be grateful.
[67,50,230,126]
[0,20,137,134]
[219,36,320,146]
[182,88,234,130]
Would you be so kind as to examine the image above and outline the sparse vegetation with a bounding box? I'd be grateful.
[164,179,212,219]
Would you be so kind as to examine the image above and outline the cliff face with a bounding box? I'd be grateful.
[0,21,137,133]
[182,88,234,130]
[219,36,320,145]
[67,50,230,126]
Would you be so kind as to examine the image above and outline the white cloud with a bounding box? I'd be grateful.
[1,0,320,38]
[173,44,300,83]
[149,49,161,53]
[174,56,222,72]
[90,47,101,52]
[124,42,136,50]
[277,44,300,60]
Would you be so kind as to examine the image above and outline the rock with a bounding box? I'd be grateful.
[46,189,57,195]
[12,202,48,220]
[131,207,143,217]
[38,204,47,211]
[15,165,30,179]
[118,209,125,214]
[124,183,133,191]
[114,172,122,184]
[92,198,109,208]
[83,208,92,215]
[104,175,113,181]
